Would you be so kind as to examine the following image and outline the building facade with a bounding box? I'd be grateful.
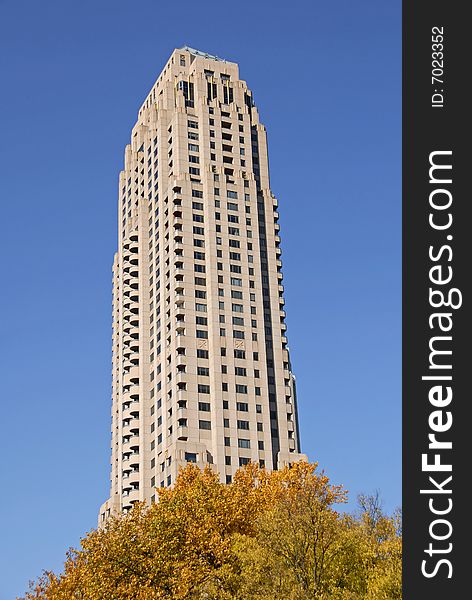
[99,47,304,523]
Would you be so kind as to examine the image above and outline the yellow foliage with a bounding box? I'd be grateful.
[20,462,401,600]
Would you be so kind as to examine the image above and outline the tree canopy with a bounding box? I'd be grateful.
[21,461,401,599]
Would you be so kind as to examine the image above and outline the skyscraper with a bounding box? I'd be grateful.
[99,47,305,523]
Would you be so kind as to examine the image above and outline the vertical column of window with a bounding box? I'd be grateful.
[123,174,132,239]
[221,251,231,474]
[188,119,200,179]
[251,126,280,468]
[195,282,210,432]
[205,70,217,103]
[237,116,247,168]
[220,116,235,184]
[121,231,140,511]
[177,80,195,108]
[173,185,187,442]
[147,137,159,203]
[221,74,234,105]
[152,127,172,472]
[111,258,121,498]
[209,112,217,163]
[146,133,161,501]
[192,180,208,436]
[137,145,145,205]
[163,189,175,451]
[227,185,248,474]
[193,184,210,434]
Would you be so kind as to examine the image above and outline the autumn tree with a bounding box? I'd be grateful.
[20,461,401,600]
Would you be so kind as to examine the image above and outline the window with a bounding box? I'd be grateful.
[224,437,231,447]
[199,420,211,430]
[223,85,234,104]
[198,384,210,394]
[207,80,217,100]
[185,452,197,462]
[227,202,238,211]
[194,277,206,286]
[188,120,198,129]
[229,239,240,248]
[256,404,262,413]
[194,238,205,247]
[236,401,248,411]
[196,330,208,339]
[188,144,199,152]
[225,455,231,465]
[226,475,232,483]
[192,201,204,210]
[258,440,264,450]
[194,251,205,260]
[238,439,250,449]
[223,400,229,409]
[239,457,250,466]
[233,330,245,339]
[194,264,205,272]
[197,349,209,358]
[235,368,247,377]
[232,316,244,326]
[231,277,242,286]
[236,386,248,395]
[196,316,208,325]
[195,302,207,312]
[228,227,239,235]
[234,349,246,359]
[231,290,243,299]
[257,422,263,431]
[197,367,209,376]
[230,253,241,261]
[195,289,206,298]
[198,402,211,411]
[224,418,230,428]
[227,190,238,199]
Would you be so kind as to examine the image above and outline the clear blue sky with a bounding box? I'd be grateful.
[0,1,400,597]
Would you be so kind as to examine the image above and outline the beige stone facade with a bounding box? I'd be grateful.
[99,47,305,524]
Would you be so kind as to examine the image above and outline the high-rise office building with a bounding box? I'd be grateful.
[99,47,304,523]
